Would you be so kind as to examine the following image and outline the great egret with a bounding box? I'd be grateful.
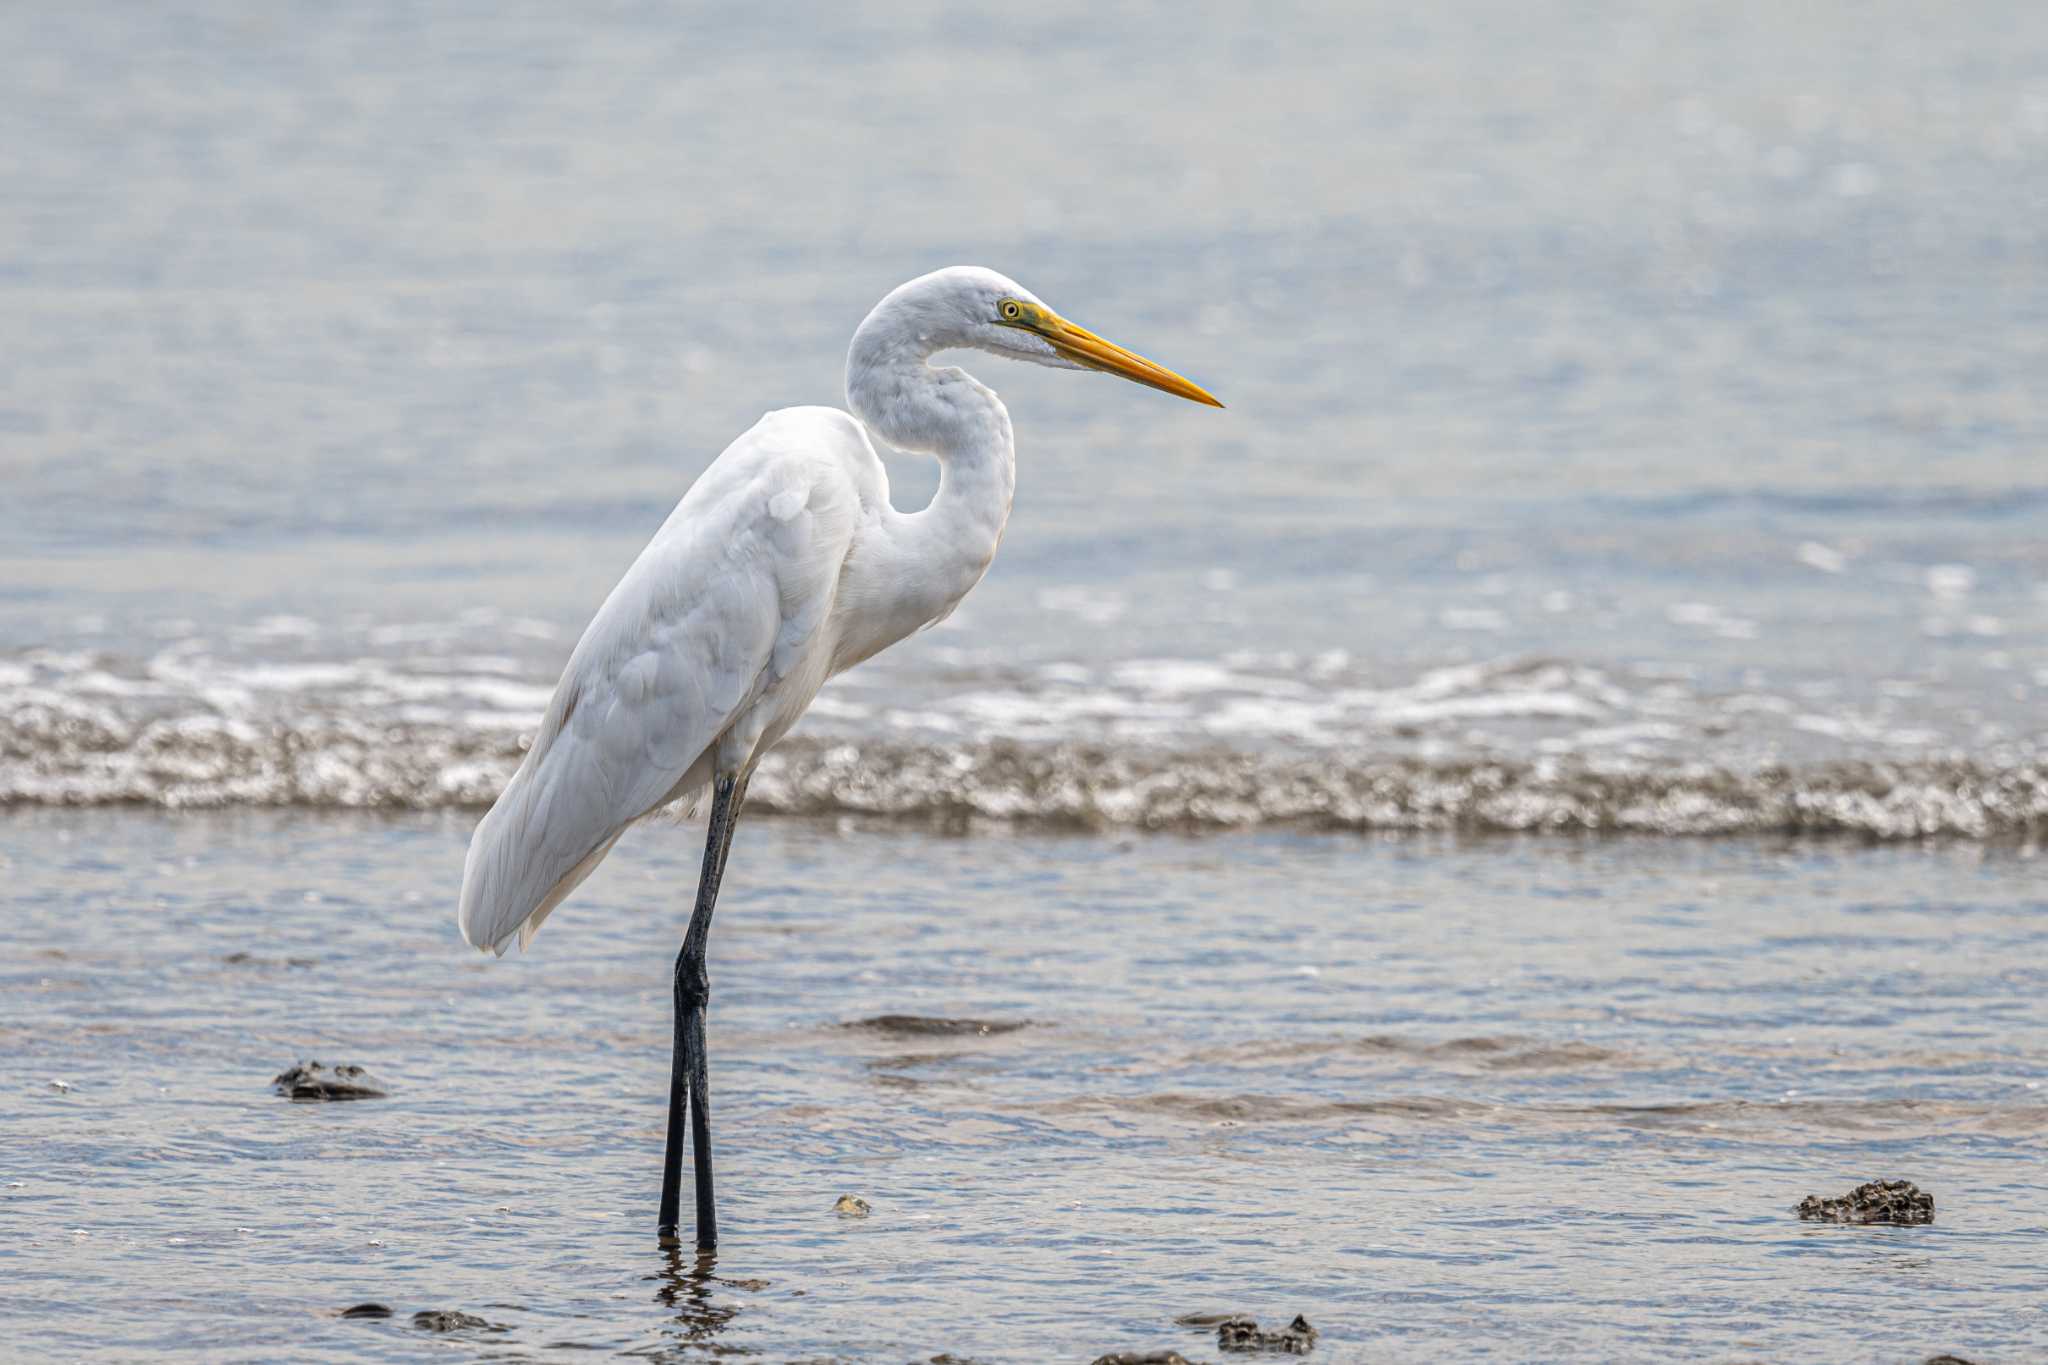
[457,266,1222,1248]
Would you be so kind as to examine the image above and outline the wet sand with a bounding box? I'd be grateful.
[3,808,2043,1360]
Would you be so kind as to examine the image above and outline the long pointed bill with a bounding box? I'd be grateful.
[1041,314,1224,408]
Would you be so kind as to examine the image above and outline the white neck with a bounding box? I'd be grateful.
[837,296,1018,659]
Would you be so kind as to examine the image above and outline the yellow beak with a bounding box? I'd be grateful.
[1033,312,1224,408]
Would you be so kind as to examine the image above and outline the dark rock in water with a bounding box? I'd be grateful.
[1796,1179,1934,1225]
[339,1303,393,1319]
[1090,1353,1195,1365]
[273,1061,388,1101]
[1219,1315,1317,1354]
[1175,1311,1246,1327]
[412,1310,500,1332]
[847,1014,1027,1038]
[1924,1356,1977,1364]
[224,951,317,969]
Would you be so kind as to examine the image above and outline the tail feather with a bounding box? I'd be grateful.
[458,755,624,955]
[456,725,714,954]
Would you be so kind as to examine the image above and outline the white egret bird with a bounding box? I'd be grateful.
[457,266,1221,1248]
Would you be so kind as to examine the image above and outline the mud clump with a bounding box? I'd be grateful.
[273,1061,388,1101]
[412,1310,501,1332]
[846,1015,1027,1038]
[1219,1314,1317,1354]
[1796,1179,1934,1225]
[224,951,317,969]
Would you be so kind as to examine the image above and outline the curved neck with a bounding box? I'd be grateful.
[838,301,1018,655]
[846,302,1013,459]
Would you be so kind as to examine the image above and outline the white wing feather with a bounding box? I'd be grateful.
[457,407,874,954]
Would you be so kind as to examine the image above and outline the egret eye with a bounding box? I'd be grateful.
[999,300,1025,322]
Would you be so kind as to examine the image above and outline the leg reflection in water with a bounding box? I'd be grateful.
[647,1247,768,1353]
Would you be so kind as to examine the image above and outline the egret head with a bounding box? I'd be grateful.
[866,266,1223,408]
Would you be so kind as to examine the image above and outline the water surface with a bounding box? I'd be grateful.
[3,3,2047,1360]
[5,810,2046,1360]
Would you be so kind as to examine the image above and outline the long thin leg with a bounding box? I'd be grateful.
[658,771,748,1247]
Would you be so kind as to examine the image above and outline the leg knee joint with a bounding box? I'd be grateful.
[675,956,710,1008]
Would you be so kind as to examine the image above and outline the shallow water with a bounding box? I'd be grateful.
[4,809,2045,1361]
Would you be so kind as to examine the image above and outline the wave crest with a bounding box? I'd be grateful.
[3,695,2041,842]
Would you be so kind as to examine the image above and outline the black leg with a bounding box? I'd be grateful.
[658,771,747,1247]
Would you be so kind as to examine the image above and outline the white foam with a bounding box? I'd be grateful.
[1926,564,1975,600]
[1376,692,1607,726]
[1796,542,1847,574]
[240,615,322,639]
[1110,659,1297,696]
[1201,696,1338,741]
[1666,602,1759,639]
[1555,722,1685,750]
[225,662,365,691]
[803,695,872,720]
[3,636,2035,830]
[1035,586,1127,625]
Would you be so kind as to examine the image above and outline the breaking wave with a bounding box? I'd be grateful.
[4,703,2042,840]
[3,643,2041,840]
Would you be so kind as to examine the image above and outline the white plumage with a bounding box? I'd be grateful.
[457,266,1219,956]
[458,407,870,953]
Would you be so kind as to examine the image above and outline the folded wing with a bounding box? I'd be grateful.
[457,408,871,954]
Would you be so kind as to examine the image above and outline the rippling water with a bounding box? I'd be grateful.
[3,0,2046,1359]
[7,811,2048,1360]
[4,0,2045,835]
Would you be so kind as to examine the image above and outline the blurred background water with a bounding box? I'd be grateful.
[2,2,2045,1360]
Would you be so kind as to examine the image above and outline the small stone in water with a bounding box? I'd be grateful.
[832,1194,871,1217]
[1796,1179,1934,1225]
[339,1303,393,1319]
[273,1061,388,1101]
[1219,1314,1318,1354]
[412,1309,497,1332]
[1090,1354,1194,1365]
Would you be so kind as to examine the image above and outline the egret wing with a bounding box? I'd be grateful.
[457,408,870,954]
